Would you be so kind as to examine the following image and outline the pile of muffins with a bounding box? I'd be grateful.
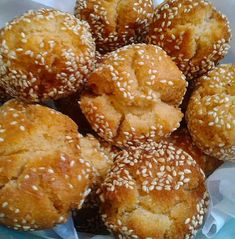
[0,0,234,238]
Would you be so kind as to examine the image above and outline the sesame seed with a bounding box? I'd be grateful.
[185,218,191,224]
[32,185,38,191]
[48,169,54,174]
[19,125,25,131]
[58,216,65,223]
[15,208,20,213]
[23,226,31,230]
[70,160,75,167]
[68,183,74,189]
[60,155,66,161]
[2,202,8,208]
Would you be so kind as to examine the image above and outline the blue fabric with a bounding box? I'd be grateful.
[0,226,44,239]
[0,216,75,239]
[1,220,235,239]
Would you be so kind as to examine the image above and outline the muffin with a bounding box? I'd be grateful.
[75,0,154,54]
[0,8,96,102]
[80,44,187,147]
[100,141,208,239]
[186,64,235,161]
[146,0,231,80]
[168,128,222,176]
[0,99,95,231]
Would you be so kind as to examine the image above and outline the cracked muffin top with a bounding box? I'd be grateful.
[0,8,96,102]
[146,0,231,80]
[80,44,187,147]
[0,99,95,231]
[75,0,154,54]
[99,141,208,239]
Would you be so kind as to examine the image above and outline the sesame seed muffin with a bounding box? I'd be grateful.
[0,99,95,231]
[100,141,209,239]
[146,0,231,80]
[0,8,96,102]
[75,0,154,54]
[168,128,222,176]
[186,64,235,161]
[80,44,187,147]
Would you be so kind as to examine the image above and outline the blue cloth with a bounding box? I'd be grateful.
[1,220,235,239]
[0,216,78,239]
[0,226,44,239]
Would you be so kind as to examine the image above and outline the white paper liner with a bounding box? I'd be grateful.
[202,163,235,237]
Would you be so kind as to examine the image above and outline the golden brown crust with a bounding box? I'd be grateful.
[80,44,187,147]
[0,99,95,231]
[80,133,118,180]
[74,134,119,234]
[0,8,96,102]
[186,64,235,161]
[75,0,154,54]
[100,141,208,239]
[146,0,231,80]
[168,128,222,176]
